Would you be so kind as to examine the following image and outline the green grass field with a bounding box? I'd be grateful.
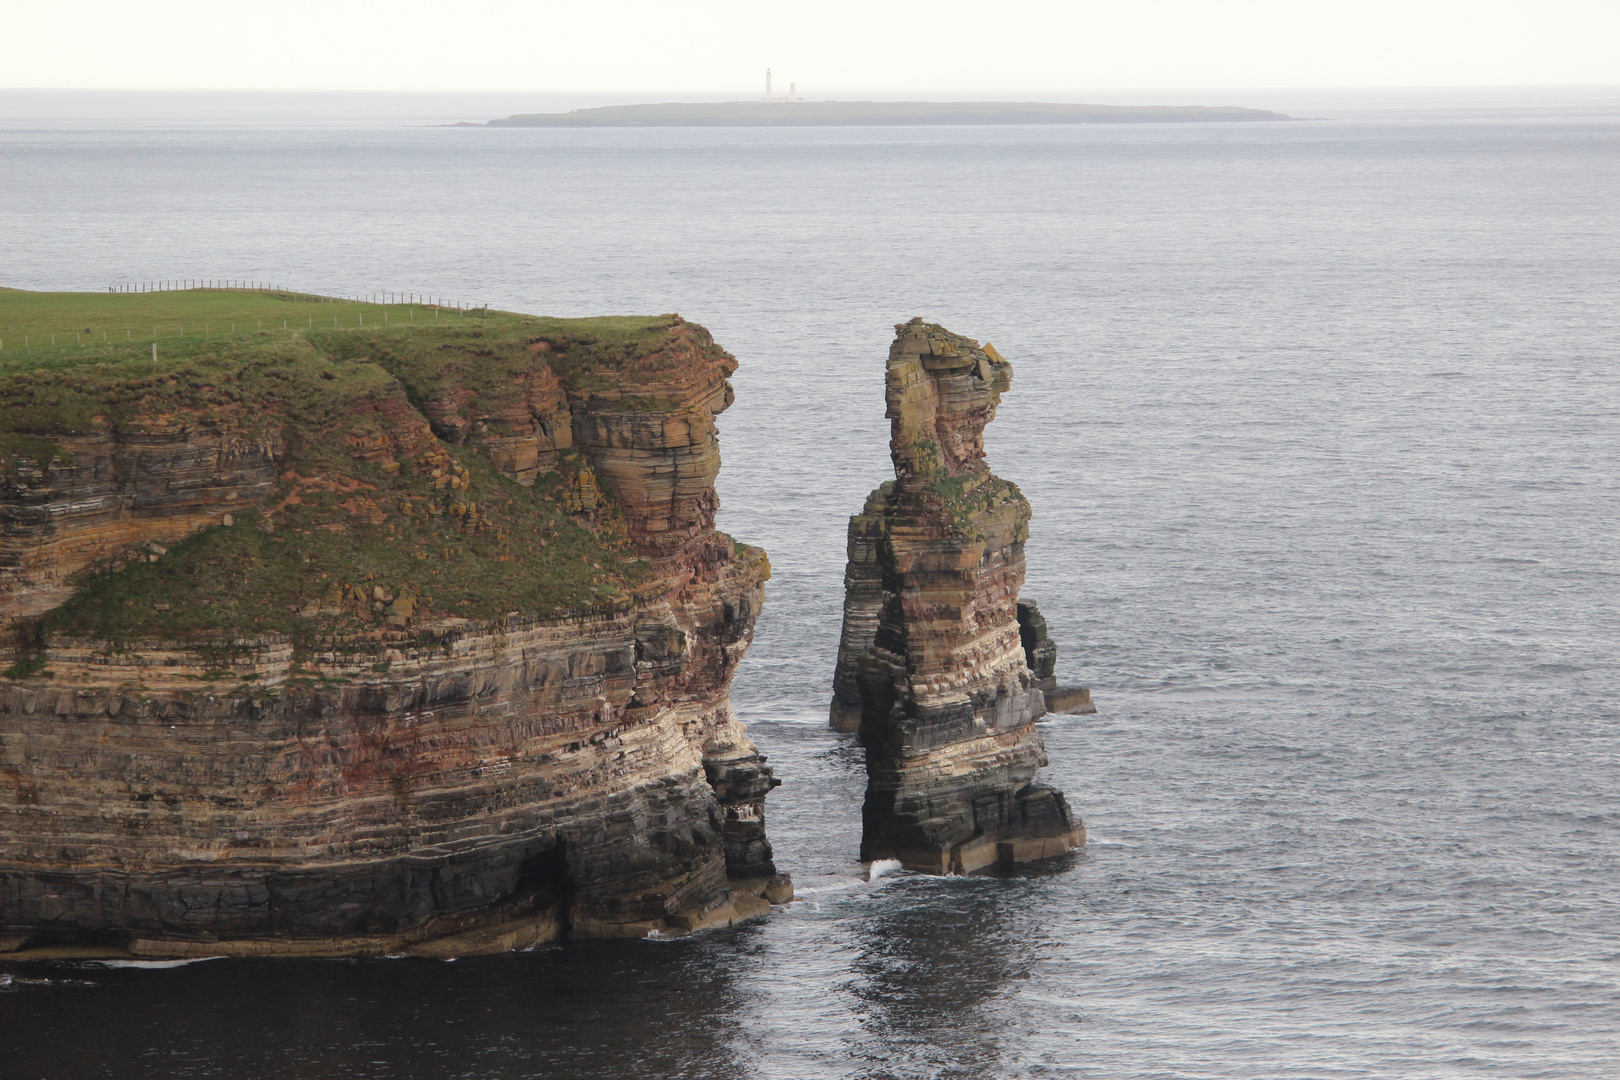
[0,287,466,363]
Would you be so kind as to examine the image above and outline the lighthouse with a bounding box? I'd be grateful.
[764,68,799,102]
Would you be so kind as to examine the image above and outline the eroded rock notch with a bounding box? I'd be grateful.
[829,318,1084,873]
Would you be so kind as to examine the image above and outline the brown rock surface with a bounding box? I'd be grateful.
[0,307,787,957]
[830,318,1083,873]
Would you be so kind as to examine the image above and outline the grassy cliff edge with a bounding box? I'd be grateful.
[0,288,727,654]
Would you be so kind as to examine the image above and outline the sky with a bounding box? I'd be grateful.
[2,0,1617,93]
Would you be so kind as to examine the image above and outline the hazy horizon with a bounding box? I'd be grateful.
[5,85,1619,134]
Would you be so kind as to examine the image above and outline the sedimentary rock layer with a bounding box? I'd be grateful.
[0,301,787,957]
[830,318,1083,873]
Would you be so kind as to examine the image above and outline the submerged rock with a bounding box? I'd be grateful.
[829,318,1084,873]
[0,300,788,957]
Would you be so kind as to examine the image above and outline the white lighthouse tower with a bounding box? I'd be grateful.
[765,68,773,101]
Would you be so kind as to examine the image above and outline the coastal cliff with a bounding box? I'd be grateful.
[830,319,1082,873]
[0,292,787,957]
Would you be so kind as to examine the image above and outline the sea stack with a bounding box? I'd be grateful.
[830,318,1083,873]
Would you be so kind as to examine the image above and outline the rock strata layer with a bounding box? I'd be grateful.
[0,303,788,957]
[830,319,1083,874]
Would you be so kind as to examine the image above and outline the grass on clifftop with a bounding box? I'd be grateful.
[0,289,693,395]
[0,289,714,647]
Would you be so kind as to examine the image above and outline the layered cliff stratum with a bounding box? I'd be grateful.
[0,289,788,958]
[830,319,1084,873]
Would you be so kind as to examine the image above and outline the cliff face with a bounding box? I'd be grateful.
[830,319,1083,874]
[0,302,787,957]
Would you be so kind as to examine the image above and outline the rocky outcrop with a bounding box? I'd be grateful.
[0,306,788,957]
[1017,599,1096,715]
[830,319,1083,874]
[0,419,280,619]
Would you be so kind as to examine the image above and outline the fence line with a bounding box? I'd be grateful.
[106,280,487,313]
[0,285,493,353]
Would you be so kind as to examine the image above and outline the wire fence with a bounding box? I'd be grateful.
[0,282,491,354]
[106,279,488,312]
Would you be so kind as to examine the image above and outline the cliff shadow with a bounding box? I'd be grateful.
[838,874,1044,1079]
[0,936,759,1080]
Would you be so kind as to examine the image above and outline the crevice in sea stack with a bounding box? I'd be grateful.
[828,318,1085,874]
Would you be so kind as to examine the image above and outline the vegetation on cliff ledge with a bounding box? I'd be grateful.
[0,289,727,645]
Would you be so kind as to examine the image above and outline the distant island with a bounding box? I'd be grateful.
[474,100,1292,127]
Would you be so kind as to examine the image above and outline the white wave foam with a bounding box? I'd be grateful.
[867,858,903,882]
[793,882,860,896]
[92,956,224,969]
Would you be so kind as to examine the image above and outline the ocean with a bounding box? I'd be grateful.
[1,87,1617,1079]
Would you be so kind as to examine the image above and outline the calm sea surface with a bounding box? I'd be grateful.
[1,89,1618,1079]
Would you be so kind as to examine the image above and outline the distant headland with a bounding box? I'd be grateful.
[470,100,1293,127]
